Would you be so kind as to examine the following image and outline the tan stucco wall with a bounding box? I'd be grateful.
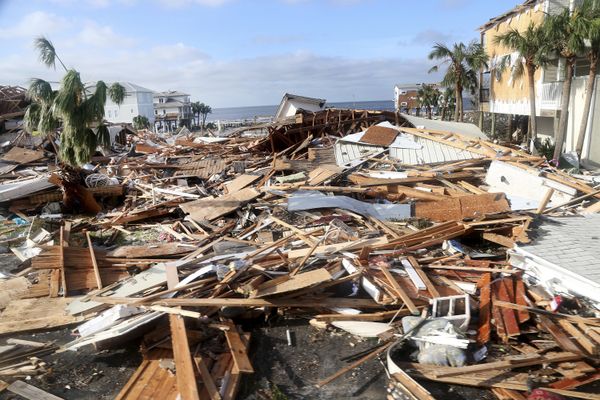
[482,2,544,104]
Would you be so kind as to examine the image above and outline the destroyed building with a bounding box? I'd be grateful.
[0,107,598,400]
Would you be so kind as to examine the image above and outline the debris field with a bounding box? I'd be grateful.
[0,108,599,400]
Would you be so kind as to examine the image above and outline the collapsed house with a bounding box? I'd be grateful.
[0,108,598,399]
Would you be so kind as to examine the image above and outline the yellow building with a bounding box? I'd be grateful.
[479,0,600,166]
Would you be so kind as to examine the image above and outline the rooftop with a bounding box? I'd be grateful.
[520,214,600,284]
[154,90,190,98]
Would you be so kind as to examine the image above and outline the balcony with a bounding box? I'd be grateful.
[540,81,562,110]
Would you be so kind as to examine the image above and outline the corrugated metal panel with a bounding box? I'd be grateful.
[391,136,483,165]
[335,135,483,166]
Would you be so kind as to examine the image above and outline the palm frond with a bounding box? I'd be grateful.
[27,78,54,103]
[108,82,125,105]
[95,124,111,148]
[23,103,41,134]
[428,43,453,61]
[34,36,67,71]
[54,70,85,117]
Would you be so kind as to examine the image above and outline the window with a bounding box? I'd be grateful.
[543,59,559,83]
[575,58,591,77]
[131,109,134,114]
[400,102,408,107]
[108,110,112,118]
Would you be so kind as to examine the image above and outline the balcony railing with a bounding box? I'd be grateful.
[540,81,562,110]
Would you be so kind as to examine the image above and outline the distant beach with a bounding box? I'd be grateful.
[207,100,395,122]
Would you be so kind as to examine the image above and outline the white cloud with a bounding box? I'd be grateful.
[1,39,438,106]
[77,21,136,47]
[0,11,67,39]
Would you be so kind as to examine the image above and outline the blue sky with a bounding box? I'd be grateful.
[0,0,517,107]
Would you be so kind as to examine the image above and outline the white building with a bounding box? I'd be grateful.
[275,93,326,120]
[153,90,192,131]
[104,82,155,125]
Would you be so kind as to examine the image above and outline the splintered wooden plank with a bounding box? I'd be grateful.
[223,321,253,374]
[194,356,221,400]
[514,280,530,323]
[254,268,332,298]
[59,227,66,297]
[7,380,63,400]
[86,232,103,290]
[224,174,261,194]
[116,350,178,400]
[493,280,520,338]
[379,264,419,315]
[433,352,582,378]
[537,315,584,354]
[391,370,436,400]
[166,266,200,400]
[477,273,492,346]
[169,315,200,400]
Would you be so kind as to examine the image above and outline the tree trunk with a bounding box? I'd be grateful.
[454,84,461,122]
[526,65,537,142]
[575,55,598,157]
[553,59,575,162]
[441,106,446,121]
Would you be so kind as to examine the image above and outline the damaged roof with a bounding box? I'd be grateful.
[519,214,600,284]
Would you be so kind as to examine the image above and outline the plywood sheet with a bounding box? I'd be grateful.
[2,147,45,164]
[359,125,398,146]
[414,193,510,222]
[0,297,85,335]
[180,187,260,222]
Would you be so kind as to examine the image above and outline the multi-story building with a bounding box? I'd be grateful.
[394,84,421,113]
[394,83,441,115]
[104,82,155,126]
[153,90,192,131]
[479,0,600,166]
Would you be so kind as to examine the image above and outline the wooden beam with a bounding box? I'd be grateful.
[86,231,103,290]
[166,265,200,400]
[433,352,581,378]
[379,265,419,315]
[223,320,253,373]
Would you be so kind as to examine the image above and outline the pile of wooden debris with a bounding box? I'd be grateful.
[0,108,599,400]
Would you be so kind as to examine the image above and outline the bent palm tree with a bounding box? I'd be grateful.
[494,23,549,142]
[24,37,125,166]
[428,42,488,122]
[576,0,600,156]
[546,5,587,161]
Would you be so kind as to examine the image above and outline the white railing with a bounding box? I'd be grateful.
[540,81,562,109]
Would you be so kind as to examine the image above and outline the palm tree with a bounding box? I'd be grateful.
[417,84,440,119]
[494,23,549,142]
[191,101,201,127]
[428,42,488,122]
[546,6,587,161]
[133,115,150,130]
[198,102,212,129]
[24,37,124,166]
[438,87,456,121]
[576,0,600,156]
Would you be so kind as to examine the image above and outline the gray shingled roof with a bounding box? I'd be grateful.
[521,215,600,284]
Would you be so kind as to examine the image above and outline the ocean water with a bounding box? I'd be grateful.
[207,100,395,122]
